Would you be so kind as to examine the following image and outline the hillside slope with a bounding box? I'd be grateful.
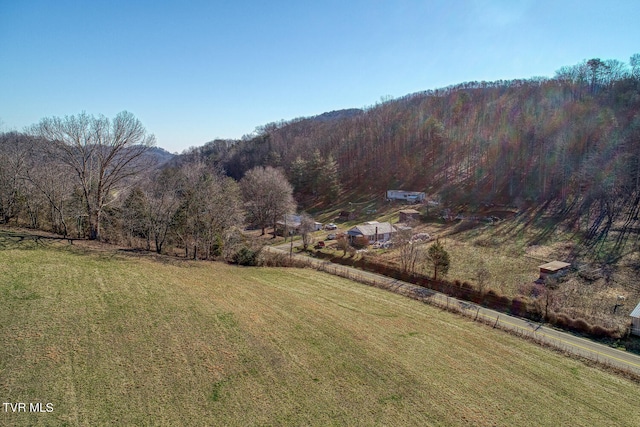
[1,230,639,426]
[188,56,640,262]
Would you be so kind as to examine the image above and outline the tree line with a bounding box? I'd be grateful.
[0,112,296,260]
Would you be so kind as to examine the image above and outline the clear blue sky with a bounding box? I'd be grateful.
[1,0,638,153]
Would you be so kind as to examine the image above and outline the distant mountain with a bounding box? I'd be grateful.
[145,146,175,166]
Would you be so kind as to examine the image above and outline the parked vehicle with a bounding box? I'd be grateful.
[315,241,325,249]
[325,223,337,230]
[327,233,336,240]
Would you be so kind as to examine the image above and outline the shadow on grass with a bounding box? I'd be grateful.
[0,229,53,251]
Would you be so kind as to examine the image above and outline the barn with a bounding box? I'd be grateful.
[631,302,640,336]
[399,209,421,223]
[537,261,571,283]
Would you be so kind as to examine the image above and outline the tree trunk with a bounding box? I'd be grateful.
[89,208,101,240]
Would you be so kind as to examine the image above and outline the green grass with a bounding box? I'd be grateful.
[1,230,639,426]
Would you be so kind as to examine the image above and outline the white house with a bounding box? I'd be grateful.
[386,190,426,203]
[631,302,640,336]
[347,221,396,244]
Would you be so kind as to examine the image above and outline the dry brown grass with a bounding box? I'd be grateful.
[369,214,640,332]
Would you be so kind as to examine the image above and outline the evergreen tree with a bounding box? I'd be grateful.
[427,239,450,281]
[320,154,341,202]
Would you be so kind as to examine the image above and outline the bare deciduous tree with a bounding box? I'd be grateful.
[172,161,244,259]
[298,213,316,250]
[146,168,185,254]
[31,111,155,240]
[240,166,295,236]
[335,236,350,256]
[395,229,420,273]
[24,139,75,236]
[475,260,491,294]
[0,132,32,224]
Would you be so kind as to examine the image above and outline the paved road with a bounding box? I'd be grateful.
[266,244,640,376]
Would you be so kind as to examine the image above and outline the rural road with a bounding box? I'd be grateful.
[266,244,640,376]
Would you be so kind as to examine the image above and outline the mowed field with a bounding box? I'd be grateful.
[1,231,639,426]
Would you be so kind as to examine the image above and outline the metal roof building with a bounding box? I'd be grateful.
[631,302,640,336]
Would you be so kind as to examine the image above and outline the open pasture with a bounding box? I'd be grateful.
[0,230,638,426]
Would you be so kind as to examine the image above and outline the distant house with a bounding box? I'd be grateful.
[631,302,640,336]
[347,221,396,244]
[399,209,421,223]
[386,190,426,203]
[537,261,571,283]
[275,214,322,235]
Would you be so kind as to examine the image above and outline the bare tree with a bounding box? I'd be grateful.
[172,161,244,259]
[0,132,32,224]
[27,162,75,236]
[31,111,155,240]
[240,166,295,236]
[395,229,420,274]
[335,236,350,256]
[475,260,491,294]
[631,53,640,79]
[298,213,316,250]
[146,168,185,254]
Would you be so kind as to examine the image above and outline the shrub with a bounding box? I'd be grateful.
[352,236,369,249]
[258,251,292,267]
[483,290,502,309]
[545,311,557,324]
[590,325,614,339]
[510,297,527,317]
[568,318,593,335]
[496,295,511,311]
[554,313,570,329]
[232,246,258,266]
[210,235,224,257]
[458,281,477,300]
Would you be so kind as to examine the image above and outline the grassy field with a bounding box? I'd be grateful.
[1,230,639,426]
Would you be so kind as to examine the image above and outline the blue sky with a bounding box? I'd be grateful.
[1,0,638,153]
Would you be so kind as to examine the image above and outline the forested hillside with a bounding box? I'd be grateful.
[189,55,640,249]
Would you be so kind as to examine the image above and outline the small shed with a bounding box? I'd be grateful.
[538,261,571,282]
[399,209,421,223]
[631,302,640,336]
